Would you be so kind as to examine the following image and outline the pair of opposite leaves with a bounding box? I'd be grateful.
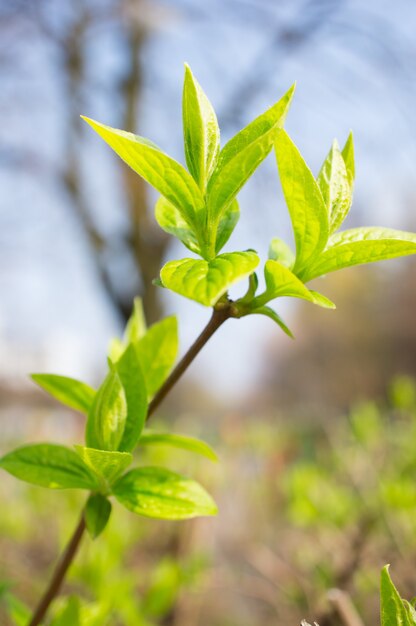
[82,65,416,334]
[0,301,218,529]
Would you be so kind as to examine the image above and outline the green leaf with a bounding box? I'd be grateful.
[113,467,217,520]
[160,250,260,306]
[135,316,178,400]
[341,131,355,188]
[249,306,294,339]
[380,565,415,626]
[0,589,31,626]
[268,237,295,268]
[85,494,112,540]
[215,199,240,253]
[274,130,329,273]
[108,337,125,363]
[317,139,351,234]
[51,597,81,626]
[116,344,148,452]
[51,596,84,626]
[86,368,128,452]
[138,430,218,461]
[155,196,201,255]
[155,197,239,257]
[301,227,416,281]
[31,374,95,415]
[82,117,205,231]
[74,446,132,488]
[183,64,220,190]
[124,297,147,344]
[252,260,335,309]
[0,444,99,490]
[206,85,295,226]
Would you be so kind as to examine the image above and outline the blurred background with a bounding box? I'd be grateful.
[1,1,416,624]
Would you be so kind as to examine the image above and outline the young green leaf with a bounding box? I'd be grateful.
[301,227,416,282]
[86,368,128,452]
[183,63,220,189]
[108,337,125,363]
[85,494,112,540]
[31,374,95,415]
[116,344,148,452]
[160,251,260,307]
[206,84,295,225]
[155,196,202,255]
[0,589,31,626]
[341,131,355,188]
[274,130,329,273]
[249,306,294,339]
[252,260,335,309]
[0,444,99,490]
[135,316,178,400]
[317,139,351,234]
[155,197,240,257]
[214,199,240,253]
[380,565,415,626]
[50,596,81,626]
[268,237,295,268]
[82,117,205,230]
[138,430,218,461]
[124,297,147,344]
[74,446,132,488]
[113,467,218,520]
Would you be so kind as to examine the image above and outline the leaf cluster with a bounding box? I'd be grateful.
[82,65,416,338]
[0,300,218,538]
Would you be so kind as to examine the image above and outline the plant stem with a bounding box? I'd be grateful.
[28,306,231,626]
[28,514,86,626]
[148,306,231,417]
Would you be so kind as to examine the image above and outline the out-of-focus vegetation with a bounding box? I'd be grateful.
[2,376,416,626]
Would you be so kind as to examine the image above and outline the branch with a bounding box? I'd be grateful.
[28,304,233,626]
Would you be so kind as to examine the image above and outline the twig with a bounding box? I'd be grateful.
[28,306,232,626]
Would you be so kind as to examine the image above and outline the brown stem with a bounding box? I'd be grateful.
[148,307,231,417]
[28,306,231,626]
[28,513,86,626]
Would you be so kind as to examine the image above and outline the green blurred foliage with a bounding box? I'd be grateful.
[2,376,416,625]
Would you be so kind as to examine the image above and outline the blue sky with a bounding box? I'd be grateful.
[1,0,416,399]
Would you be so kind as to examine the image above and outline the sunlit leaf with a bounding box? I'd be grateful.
[317,139,351,234]
[380,565,416,626]
[341,131,355,188]
[113,467,217,520]
[74,446,132,487]
[253,260,335,309]
[138,430,218,461]
[31,374,95,415]
[135,316,178,400]
[215,199,240,253]
[116,344,148,452]
[86,368,128,452]
[82,117,205,230]
[274,130,328,273]
[0,444,99,490]
[207,85,295,223]
[155,196,201,255]
[124,297,147,344]
[160,251,259,306]
[183,63,220,189]
[301,227,416,281]
[268,237,295,268]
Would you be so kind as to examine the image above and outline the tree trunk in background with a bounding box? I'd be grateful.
[121,13,169,324]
